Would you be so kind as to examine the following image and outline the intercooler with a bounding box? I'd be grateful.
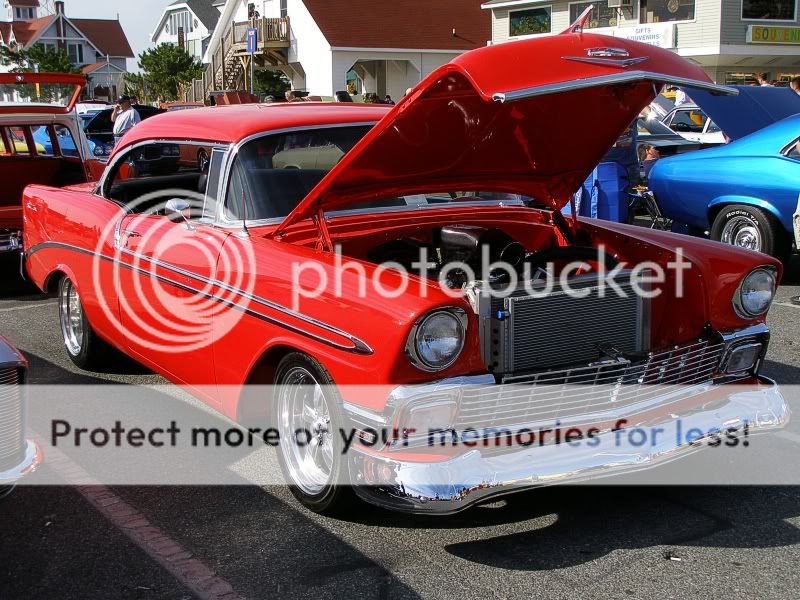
[475,271,649,374]
[0,366,24,471]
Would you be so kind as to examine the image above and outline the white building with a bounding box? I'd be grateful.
[151,0,222,62]
[195,0,490,100]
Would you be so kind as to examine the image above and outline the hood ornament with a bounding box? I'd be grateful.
[563,47,649,68]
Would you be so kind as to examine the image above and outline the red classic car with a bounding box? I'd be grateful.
[0,73,104,255]
[21,22,788,514]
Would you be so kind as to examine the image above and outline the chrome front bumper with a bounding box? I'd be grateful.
[0,439,43,489]
[349,377,788,514]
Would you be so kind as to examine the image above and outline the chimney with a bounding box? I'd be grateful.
[55,1,65,15]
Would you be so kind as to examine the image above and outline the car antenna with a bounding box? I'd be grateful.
[236,187,250,239]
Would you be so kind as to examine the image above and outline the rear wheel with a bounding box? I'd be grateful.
[711,204,790,262]
[272,353,356,515]
[58,277,113,370]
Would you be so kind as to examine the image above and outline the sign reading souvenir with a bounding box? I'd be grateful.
[613,23,675,49]
[748,25,800,45]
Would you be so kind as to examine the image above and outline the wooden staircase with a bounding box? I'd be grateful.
[186,17,290,102]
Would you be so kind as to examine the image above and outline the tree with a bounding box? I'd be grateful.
[138,43,203,102]
[254,69,291,98]
[0,43,85,101]
[0,43,82,74]
[123,72,149,104]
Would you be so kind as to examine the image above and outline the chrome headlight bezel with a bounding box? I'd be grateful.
[405,308,468,372]
[733,267,777,319]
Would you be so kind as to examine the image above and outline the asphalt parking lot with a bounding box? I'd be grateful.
[2,253,799,600]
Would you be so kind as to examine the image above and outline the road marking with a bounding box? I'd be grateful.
[34,434,244,600]
[0,301,57,313]
[776,430,800,444]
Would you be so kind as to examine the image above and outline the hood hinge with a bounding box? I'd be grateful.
[313,204,333,252]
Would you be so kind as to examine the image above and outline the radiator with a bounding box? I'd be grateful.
[0,366,24,471]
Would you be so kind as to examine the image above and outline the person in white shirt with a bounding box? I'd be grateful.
[111,95,141,144]
[674,88,690,106]
[756,72,773,87]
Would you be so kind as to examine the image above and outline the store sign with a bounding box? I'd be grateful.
[747,25,800,45]
[613,23,676,49]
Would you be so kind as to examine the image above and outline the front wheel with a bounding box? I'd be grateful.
[272,353,356,515]
[711,204,790,262]
[58,277,113,370]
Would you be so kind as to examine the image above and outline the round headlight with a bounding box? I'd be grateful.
[408,310,466,371]
[92,145,103,157]
[735,268,776,317]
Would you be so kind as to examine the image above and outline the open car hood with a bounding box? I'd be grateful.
[276,26,735,233]
[684,85,800,141]
[0,73,85,115]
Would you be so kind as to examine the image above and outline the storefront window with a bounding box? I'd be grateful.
[509,6,552,36]
[569,2,618,29]
[742,1,796,21]
[640,0,695,23]
[725,72,758,85]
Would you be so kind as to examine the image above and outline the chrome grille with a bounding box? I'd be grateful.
[456,340,724,430]
[484,272,647,374]
[0,366,24,471]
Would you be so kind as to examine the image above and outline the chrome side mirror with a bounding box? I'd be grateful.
[165,198,195,230]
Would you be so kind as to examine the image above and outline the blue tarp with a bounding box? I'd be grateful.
[687,85,800,141]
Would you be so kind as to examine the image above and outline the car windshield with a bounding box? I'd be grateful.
[224,126,535,222]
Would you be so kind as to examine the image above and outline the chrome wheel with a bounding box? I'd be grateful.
[720,216,762,252]
[59,279,84,357]
[277,367,334,495]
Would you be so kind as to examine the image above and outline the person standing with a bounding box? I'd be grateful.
[756,72,773,87]
[674,87,690,106]
[111,95,140,145]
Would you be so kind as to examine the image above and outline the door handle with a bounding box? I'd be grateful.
[26,202,37,212]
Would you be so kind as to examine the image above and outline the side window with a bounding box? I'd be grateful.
[202,148,225,220]
[786,138,800,159]
[29,126,56,157]
[106,142,211,216]
[223,125,370,221]
[669,110,706,133]
[2,126,31,155]
[53,124,80,158]
[706,120,721,134]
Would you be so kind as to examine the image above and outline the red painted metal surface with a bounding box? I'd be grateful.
[0,73,85,115]
[20,32,774,424]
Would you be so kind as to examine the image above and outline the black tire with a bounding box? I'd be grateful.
[272,352,357,515]
[58,277,115,370]
[710,204,790,262]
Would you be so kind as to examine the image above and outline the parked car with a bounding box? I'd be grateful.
[0,337,42,498]
[82,103,164,148]
[661,103,726,145]
[649,86,800,261]
[22,32,788,514]
[0,73,103,256]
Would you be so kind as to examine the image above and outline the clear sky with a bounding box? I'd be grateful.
[56,0,173,70]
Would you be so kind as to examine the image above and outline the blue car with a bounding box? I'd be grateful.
[31,113,113,158]
[649,86,800,262]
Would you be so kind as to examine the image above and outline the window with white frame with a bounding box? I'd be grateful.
[166,10,194,36]
[569,1,619,29]
[640,0,695,24]
[509,6,552,37]
[67,43,83,65]
[15,7,35,19]
[742,0,797,21]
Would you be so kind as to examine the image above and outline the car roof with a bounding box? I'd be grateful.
[114,103,391,154]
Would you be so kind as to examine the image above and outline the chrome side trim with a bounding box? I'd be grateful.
[492,72,738,103]
[25,241,373,355]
